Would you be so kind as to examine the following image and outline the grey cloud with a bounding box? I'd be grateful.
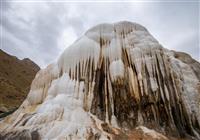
[0,0,11,11]
[66,17,85,36]
[1,1,199,68]
[1,2,72,67]
[173,33,199,60]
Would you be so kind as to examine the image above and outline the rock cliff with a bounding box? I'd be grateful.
[0,21,200,140]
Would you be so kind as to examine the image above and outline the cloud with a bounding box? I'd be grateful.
[0,1,199,68]
[1,1,70,67]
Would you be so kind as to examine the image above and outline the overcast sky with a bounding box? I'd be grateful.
[0,0,199,68]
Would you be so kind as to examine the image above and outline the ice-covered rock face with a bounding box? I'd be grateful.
[0,21,200,140]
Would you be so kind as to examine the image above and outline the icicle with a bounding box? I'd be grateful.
[128,67,140,102]
[164,84,170,102]
[109,59,124,83]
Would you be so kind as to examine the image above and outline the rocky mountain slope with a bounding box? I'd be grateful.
[0,49,40,115]
[0,21,200,140]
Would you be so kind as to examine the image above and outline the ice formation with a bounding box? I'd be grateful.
[0,21,200,140]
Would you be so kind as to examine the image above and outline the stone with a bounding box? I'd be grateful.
[0,21,200,140]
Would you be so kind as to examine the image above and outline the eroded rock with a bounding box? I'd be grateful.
[0,21,200,140]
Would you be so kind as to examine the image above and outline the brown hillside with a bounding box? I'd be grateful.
[0,49,40,114]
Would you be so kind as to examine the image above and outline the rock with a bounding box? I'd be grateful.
[0,49,40,113]
[0,130,40,140]
[0,21,199,140]
[0,106,8,113]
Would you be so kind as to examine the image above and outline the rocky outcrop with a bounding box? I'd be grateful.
[0,21,199,140]
[0,49,40,116]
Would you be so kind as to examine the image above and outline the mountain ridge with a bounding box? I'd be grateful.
[0,49,40,114]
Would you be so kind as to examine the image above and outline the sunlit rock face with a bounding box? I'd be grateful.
[0,21,200,140]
